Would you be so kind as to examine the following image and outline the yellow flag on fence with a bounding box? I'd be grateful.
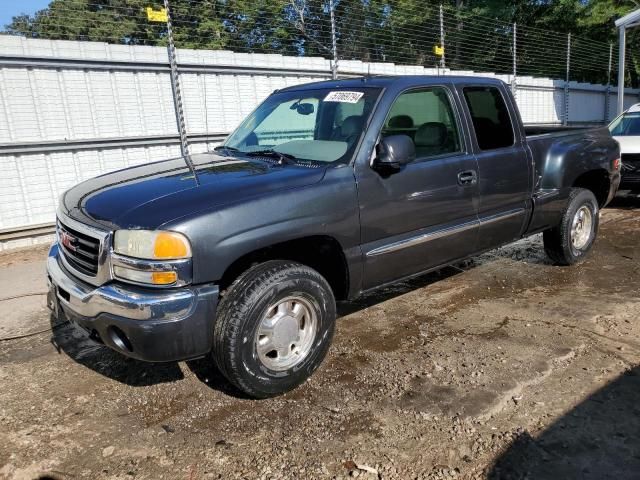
[146,7,168,22]
[433,45,445,57]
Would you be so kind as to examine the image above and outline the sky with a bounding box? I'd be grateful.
[0,0,50,28]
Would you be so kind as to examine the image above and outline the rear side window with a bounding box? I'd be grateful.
[463,87,515,150]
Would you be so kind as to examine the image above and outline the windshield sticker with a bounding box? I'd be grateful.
[324,91,364,103]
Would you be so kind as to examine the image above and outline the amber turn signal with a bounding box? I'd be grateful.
[153,232,191,259]
[151,271,178,285]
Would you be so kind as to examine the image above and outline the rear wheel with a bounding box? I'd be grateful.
[212,260,336,398]
[543,188,599,265]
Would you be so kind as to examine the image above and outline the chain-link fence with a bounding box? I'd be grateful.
[4,1,630,78]
[1,0,639,246]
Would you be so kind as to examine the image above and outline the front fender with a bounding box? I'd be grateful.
[163,166,362,285]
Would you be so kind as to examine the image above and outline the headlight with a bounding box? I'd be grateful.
[113,230,191,260]
[112,230,192,287]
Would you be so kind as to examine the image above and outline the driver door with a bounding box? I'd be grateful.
[355,85,479,290]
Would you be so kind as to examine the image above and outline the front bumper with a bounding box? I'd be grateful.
[46,243,219,362]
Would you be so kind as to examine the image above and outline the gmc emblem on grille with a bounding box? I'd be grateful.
[60,230,78,252]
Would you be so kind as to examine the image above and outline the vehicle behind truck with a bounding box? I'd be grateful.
[47,76,620,398]
[609,103,640,191]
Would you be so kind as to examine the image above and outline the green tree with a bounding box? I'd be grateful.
[5,0,640,85]
[6,0,162,45]
[4,0,301,51]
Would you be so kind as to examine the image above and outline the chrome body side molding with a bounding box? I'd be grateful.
[366,219,478,257]
[366,208,525,258]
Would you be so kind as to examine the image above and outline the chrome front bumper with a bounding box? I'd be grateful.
[47,243,219,362]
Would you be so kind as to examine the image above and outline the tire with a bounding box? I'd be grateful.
[212,260,336,398]
[543,188,599,266]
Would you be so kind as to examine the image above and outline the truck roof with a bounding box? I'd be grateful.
[277,75,508,92]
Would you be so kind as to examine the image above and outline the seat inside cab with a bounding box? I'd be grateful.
[381,87,461,159]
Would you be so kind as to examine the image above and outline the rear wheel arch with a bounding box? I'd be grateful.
[571,169,611,207]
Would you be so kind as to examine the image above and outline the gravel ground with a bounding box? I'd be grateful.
[0,199,639,480]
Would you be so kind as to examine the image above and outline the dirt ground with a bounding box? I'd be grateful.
[1,198,639,480]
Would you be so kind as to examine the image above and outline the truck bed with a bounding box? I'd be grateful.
[524,124,596,137]
[525,124,614,198]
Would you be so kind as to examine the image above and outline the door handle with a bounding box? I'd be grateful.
[457,170,477,186]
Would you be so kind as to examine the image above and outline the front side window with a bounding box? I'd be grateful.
[382,87,462,158]
[609,112,640,136]
[463,86,515,150]
[224,87,381,163]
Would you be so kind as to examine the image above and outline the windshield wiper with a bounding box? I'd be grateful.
[213,145,241,156]
[245,149,297,165]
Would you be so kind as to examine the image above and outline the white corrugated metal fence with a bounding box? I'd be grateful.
[0,36,638,250]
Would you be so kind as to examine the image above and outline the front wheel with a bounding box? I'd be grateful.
[543,188,599,265]
[212,260,336,398]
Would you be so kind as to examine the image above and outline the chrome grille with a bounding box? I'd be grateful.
[57,221,101,277]
[621,153,640,175]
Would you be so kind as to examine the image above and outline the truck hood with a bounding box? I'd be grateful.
[612,135,640,154]
[61,153,327,230]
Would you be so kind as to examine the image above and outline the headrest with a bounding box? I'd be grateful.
[388,115,414,128]
[415,122,447,147]
[341,116,363,137]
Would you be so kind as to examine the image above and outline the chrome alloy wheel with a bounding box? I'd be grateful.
[570,205,593,250]
[255,295,318,371]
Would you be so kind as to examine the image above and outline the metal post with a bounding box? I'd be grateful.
[203,63,209,139]
[329,0,338,79]
[511,23,517,98]
[605,43,613,123]
[439,5,446,69]
[618,26,626,115]
[564,33,571,126]
[164,0,189,158]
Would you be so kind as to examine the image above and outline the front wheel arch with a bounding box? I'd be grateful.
[218,235,350,301]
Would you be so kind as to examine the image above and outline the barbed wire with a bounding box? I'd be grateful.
[0,0,634,86]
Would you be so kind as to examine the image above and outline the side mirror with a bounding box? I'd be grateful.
[372,135,416,173]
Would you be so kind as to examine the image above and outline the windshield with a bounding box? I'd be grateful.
[222,87,382,163]
[609,112,640,136]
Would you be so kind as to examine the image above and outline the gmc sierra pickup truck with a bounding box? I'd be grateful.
[47,76,620,398]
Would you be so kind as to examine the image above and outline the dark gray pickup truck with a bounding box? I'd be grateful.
[47,75,620,397]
